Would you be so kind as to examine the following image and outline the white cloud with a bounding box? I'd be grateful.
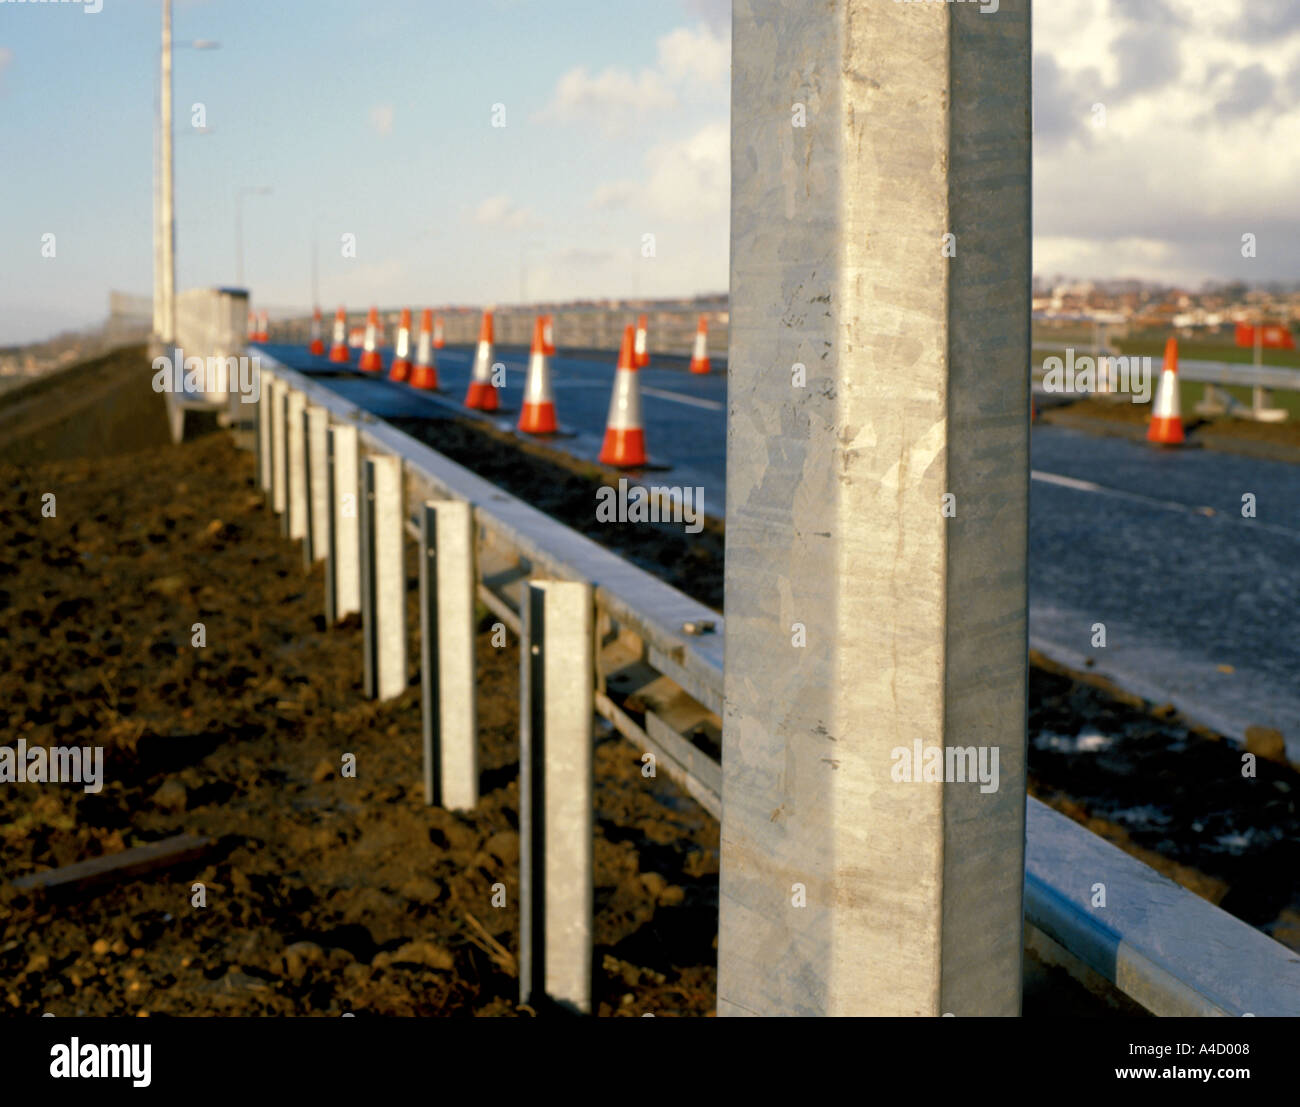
[1033,0,1300,281]
[538,65,674,133]
[643,121,728,219]
[591,121,729,221]
[537,23,729,134]
[369,104,394,136]
[472,194,535,230]
[657,24,729,86]
[684,0,730,32]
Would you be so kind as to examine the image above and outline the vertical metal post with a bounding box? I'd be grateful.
[519,580,593,1014]
[159,0,175,346]
[419,500,478,811]
[286,390,307,541]
[256,369,275,492]
[419,503,442,806]
[360,455,407,701]
[360,458,377,696]
[304,405,330,567]
[720,0,1031,1016]
[325,426,340,624]
[270,378,288,518]
[328,422,361,623]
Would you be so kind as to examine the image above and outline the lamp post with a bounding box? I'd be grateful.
[152,1,220,344]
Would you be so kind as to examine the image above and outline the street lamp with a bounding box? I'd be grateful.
[235,186,272,288]
[152,0,220,345]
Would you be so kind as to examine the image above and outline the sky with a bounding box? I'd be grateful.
[0,0,1297,344]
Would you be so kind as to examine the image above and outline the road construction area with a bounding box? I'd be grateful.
[260,336,1300,765]
[2,345,1298,1018]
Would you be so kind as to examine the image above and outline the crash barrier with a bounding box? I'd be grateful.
[166,286,250,443]
[246,352,1300,1017]
[268,302,728,366]
[1032,343,1300,423]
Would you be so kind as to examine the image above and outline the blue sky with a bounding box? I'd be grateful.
[1,0,731,342]
[1,0,1298,343]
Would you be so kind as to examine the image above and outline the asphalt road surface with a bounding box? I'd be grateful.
[258,340,1300,759]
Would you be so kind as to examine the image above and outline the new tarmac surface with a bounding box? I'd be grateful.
[258,340,1300,760]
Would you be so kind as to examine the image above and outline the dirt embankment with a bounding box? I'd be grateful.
[0,382,717,1015]
[0,345,172,466]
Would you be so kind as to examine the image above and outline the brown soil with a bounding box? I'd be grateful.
[1042,395,1300,461]
[0,404,717,1016]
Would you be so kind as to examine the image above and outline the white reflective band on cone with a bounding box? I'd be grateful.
[606,370,642,429]
[472,340,493,382]
[525,352,553,404]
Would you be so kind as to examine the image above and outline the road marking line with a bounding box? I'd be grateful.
[1031,469,1300,538]
[639,386,724,411]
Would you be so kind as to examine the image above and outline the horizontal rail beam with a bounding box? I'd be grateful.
[251,352,1300,1019]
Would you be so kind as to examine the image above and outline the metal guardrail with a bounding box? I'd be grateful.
[255,353,724,817]
[1031,344,1300,392]
[246,349,1300,1016]
[269,302,730,364]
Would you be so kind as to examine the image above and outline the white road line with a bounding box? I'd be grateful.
[639,386,725,411]
[1031,469,1300,538]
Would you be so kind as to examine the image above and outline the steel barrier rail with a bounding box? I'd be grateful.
[268,303,730,363]
[246,351,1300,1016]
[1031,344,1300,392]
[254,352,724,818]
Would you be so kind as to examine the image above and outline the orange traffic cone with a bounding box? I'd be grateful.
[389,308,413,381]
[410,310,439,390]
[358,307,383,372]
[542,313,556,356]
[518,316,558,434]
[256,310,269,343]
[464,310,499,411]
[1147,336,1185,446]
[328,307,350,363]
[634,313,650,368]
[599,326,647,468]
[432,314,445,350]
[308,307,325,356]
[689,314,710,374]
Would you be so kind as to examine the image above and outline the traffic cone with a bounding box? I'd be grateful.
[308,307,325,356]
[358,306,383,372]
[256,310,269,343]
[328,307,350,363]
[464,310,499,411]
[542,314,556,356]
[409,310,439,391]
[634,313,649,368]
[599,326,647,468]
[518,316,558,434]
[1147,336,1185,446]
[432,314,445,350]
[389,307,413,381]
[689,314,710,374]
